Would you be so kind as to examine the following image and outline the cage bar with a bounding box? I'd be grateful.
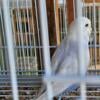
[2,0,19,100]
[75,0,87,100]
[38,0,53,99]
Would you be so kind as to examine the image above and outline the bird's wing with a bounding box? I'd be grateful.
[51,38,78,75]
[51,37,69,73]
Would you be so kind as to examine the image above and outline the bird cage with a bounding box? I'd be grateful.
[0,0,100,100]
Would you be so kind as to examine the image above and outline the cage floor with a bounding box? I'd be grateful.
[53,84,100,100]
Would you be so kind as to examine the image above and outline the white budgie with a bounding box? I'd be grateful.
[36,17,92,100]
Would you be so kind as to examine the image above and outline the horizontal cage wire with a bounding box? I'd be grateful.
[0,0,100,100]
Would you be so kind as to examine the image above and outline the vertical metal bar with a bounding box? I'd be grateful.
[63,0,68,36]
[21,8,27,74]
[91,6,94,67]
[25,0,30,73]
[93,0,97,69]
[60,7,63,40]
[2,0,19,100]
[22,2,30,74]
[39,0,53,99]
[75,0,86,100]
[99,7,100,65]
[82,0,85,16]
[0,9,6,75]
[75,0,83,17]
[34,0,43,72]
[88,5,93,68]
[25,0,33,74]
[17,0,26,74]
[15,7,23,74]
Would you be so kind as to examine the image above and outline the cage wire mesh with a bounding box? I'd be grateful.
[0,0,100,100]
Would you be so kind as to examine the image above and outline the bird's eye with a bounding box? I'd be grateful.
[85,24,89,27]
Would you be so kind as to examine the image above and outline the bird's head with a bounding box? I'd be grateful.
[79,17,92,38]
[68,17,92,42]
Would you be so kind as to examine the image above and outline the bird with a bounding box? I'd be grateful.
[36,17,92,100]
